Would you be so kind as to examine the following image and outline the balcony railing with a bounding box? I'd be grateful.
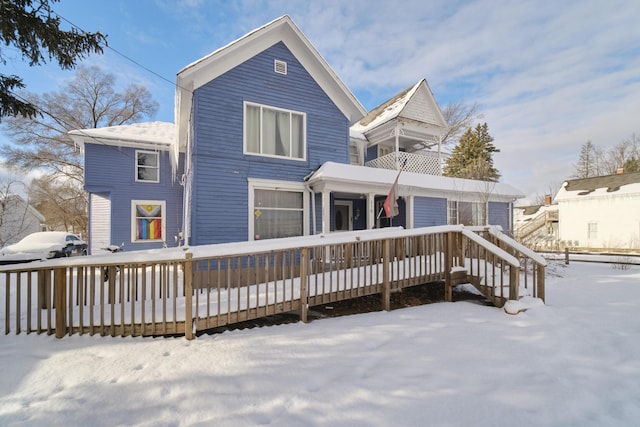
[365,151,448,176]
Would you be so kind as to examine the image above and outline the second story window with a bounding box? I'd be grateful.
[244,102,306,160]
[136,150,159,183]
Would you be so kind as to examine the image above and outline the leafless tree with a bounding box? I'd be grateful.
[0,169,37,246]
[29,175,87,235]
[602,133,640,174]
[2,65,158,185]
[440,101,482,146]
[1,65,158,235]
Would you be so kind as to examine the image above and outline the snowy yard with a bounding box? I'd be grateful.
[0,260,638,426]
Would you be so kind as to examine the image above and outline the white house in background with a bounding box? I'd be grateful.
[0,194,45,246]
[554,171,640,250]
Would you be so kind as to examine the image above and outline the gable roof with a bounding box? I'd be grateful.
[350,79,447,139]
[555,172,640,200]
[69,122,176,151]
[5,194,45,223]
[175,15,366,149]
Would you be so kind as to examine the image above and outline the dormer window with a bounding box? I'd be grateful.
[136,150,159,183]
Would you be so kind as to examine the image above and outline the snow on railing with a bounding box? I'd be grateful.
[1,225,544,339]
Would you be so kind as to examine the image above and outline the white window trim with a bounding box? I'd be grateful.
[243,101,307,161]
[447,200,487,226]
[135,150,160,183]
[247,178,309,241]
[131,200,166,243]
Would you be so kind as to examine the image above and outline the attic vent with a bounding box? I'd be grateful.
[274,60,287,75]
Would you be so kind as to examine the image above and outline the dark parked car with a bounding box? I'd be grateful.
[0,232,87,264]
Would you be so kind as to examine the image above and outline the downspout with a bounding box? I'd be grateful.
[180,92,195,247]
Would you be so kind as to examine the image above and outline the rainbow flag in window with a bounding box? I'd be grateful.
[136,204,163,240]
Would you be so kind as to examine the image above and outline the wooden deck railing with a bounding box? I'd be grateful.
[1,225,545,339]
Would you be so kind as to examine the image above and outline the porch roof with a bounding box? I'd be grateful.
[68,122,176,151]
[306,162,524,202]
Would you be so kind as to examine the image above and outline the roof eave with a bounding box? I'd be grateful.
[175,15,365,139]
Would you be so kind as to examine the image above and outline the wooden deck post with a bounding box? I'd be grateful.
[536,263,545,302]
[382,238,391,311]
[444,232,454,302]
[184,253,194,340]
[38,269,51,310]
[54,267,67,339]
[509,265,520,301]
[300,248,309,323]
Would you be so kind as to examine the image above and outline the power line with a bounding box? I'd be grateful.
[5,6,188,166]
[53,10,190,93]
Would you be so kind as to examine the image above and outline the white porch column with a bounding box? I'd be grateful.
[407,195,414,229]
[395,122,400,170]
[321,190,331,234]
[367,192,376,229]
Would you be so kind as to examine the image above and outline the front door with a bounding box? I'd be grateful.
[334,201,352,231]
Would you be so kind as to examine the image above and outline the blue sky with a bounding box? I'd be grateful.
[2,0,640,201]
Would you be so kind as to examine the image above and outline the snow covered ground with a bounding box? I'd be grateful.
[0,260,638,426]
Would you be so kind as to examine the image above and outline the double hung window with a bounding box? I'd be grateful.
[245,102,305,160]
[136,150,159,183]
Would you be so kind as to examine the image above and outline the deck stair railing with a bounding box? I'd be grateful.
[516,210,558,241]
[2,225,545,340]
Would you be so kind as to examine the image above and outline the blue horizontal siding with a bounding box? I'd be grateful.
[84,143,184,251]
[414,197,447,227]
[488,201,510,231]
[190,42,350,245]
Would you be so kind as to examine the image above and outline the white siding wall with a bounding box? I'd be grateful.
[90,193,111,254]
[558,193,640,249]
[0,197,43,246]
[402,86,438,125]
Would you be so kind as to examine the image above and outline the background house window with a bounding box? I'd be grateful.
[244,102,305,160]
[131,200,165,242]
[588,222,598,239]
[136,150,159,183]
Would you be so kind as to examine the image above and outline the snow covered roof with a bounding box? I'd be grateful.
[555,172,640,201]
[350,79,447,140]
[306,162,523,202]
[5,195,45,223]
[68,122,176,151]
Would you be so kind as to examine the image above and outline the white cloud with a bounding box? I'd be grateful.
[3,0,638,201]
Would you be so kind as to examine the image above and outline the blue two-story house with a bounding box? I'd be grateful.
[71,15,522,254]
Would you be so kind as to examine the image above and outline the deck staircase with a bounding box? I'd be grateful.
[516,210,558,242]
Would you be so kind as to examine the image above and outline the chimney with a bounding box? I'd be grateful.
[616,167,625,174]
[544,194,552,206]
